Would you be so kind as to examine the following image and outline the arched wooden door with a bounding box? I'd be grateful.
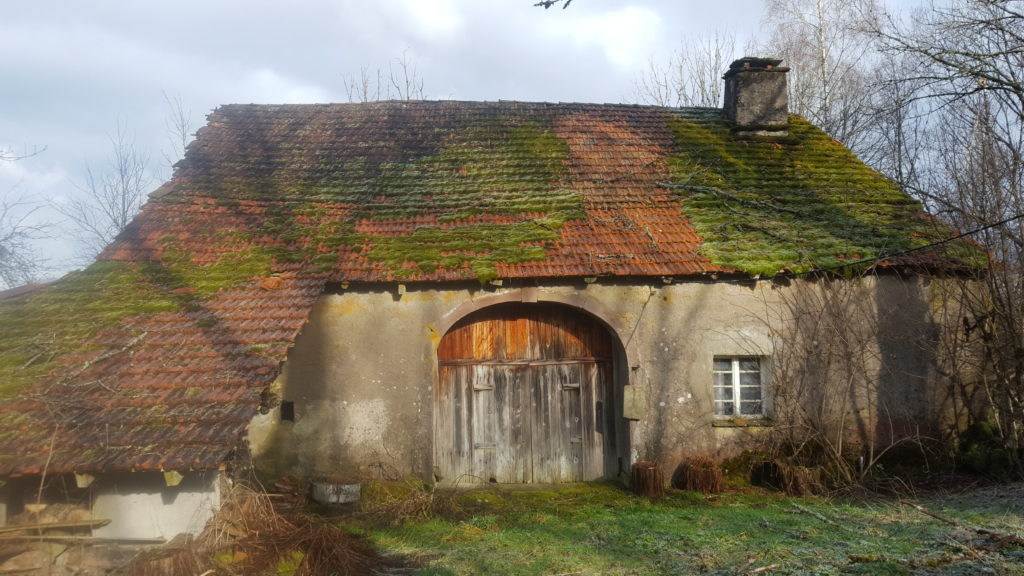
[435,303,617,483]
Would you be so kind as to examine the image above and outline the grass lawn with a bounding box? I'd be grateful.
[358,482,1024,576]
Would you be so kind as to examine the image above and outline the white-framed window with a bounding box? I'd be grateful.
[713,357,764,418]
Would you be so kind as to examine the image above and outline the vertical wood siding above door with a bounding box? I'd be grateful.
[436,304,615,483]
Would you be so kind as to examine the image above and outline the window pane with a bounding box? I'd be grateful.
[739,359,759,372]
[740,400,762,415]
[713,359,732,372]
[714,385,733,401]
[713,371,731,388]
[740,371,760,387]
[717,401,734,415]
[739,385,761,401]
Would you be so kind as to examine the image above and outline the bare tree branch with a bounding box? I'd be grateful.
[534,0,573,9]
[54,121,150,262]
[0,191,50,289]
[867,0,1024,477]
[633,31,737,108]
[161,91,193,169]
[342,50,426,102]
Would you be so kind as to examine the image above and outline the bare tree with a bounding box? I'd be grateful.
[343,51,425,102]
[0,148,49,289]
[634,32,738,108]
[760,276,945,486]
[758,0,883,151]
[56,122,151,261]
[0,191,49,289]
[161,91,193,170]
[857,52,929,191]
[868,0,1024,477]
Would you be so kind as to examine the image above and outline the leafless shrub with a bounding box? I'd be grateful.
[753,459,826,496]
[161,91,194,169]
[672,456,724,494]
[0,191,50,288]
[759,274,951,487]
[343,50,425,103]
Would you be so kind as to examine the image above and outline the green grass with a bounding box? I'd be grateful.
[358,483,1024,576]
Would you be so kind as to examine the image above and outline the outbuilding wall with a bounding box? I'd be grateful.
[248,275,948,483]
[91,472,221,540]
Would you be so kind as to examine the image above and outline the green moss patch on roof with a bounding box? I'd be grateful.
[663,114,985,275]
[167,107,584,281]
[0,232,306,401]
[365,215,569,282]
[160,243,276,298]
[358,119,575,222]
[190,108,575,218]
[0,261,189,400]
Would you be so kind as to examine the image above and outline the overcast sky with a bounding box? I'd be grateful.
[2,0,768,280]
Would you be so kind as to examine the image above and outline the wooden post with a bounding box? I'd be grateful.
[631,461,664,498]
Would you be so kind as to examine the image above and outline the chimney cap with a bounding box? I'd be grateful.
[724,57,788,77]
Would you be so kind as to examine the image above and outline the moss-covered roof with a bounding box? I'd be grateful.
[0,101,983,476]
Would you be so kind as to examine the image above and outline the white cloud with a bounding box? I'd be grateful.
[242,69,333,104]
[400,0,466,42]
[542,6,665,71]
[0,155,67,197]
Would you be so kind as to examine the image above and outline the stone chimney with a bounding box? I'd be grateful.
[723,57,790,137]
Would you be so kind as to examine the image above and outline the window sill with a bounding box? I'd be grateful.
[712,418,771,428]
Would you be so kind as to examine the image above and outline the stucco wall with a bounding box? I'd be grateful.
[249,275,949,483]
[91,472,220,540]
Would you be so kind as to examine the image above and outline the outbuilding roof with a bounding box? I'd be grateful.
[0,101,982,476]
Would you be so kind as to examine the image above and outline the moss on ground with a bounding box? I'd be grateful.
[363,483,1024,575]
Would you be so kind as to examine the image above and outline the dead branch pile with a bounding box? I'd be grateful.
[672,456,723,494]
[119,485,389,576]
[115,534,202,576]
[753,460,825,496]
[631,461,665,498]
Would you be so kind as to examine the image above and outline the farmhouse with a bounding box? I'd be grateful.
[0,59,982,540]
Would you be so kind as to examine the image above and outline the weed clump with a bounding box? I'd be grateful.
[671,456,724,494]
[358,479,463,526]
[753,459,826,496]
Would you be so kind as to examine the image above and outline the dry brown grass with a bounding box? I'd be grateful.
[672,456,724,494]
[753,459,826,496]
[118,484,393,576]
[357,479,463,526]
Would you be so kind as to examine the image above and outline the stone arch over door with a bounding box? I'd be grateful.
[435,302,624,483]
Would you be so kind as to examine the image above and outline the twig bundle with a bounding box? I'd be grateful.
[673,456,724,494]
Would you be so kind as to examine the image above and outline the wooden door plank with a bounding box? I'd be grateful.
[437,303,617,484]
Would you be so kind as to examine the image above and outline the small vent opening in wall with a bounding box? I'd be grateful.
[280,401,295,422]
